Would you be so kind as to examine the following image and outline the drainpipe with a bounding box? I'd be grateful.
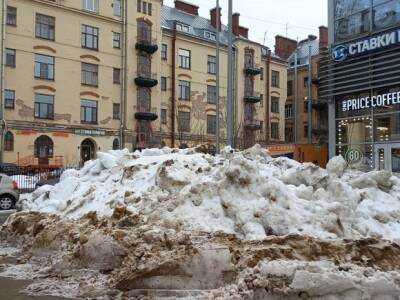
[307,45,312,144]
[171,21,176,148]
[0,0,6,163]
[120,0,127,149]
[265,49,271,145]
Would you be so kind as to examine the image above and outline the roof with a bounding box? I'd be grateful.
[287,37,320,68]
[161,5,286,61]
[161,5,230,46]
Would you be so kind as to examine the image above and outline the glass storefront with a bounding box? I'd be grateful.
[334,0,400,42]
[335,86,400,171]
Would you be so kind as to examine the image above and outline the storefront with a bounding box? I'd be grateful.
[322,0,400,171]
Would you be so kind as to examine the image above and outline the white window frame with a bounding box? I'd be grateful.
[82,0,99,13]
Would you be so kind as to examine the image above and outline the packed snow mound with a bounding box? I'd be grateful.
[20,145,400,241]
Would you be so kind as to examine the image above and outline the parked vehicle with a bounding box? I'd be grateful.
[0,163,20,176]
[0,175,20,210]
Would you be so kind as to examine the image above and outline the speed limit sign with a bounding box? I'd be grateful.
[345,148,364,165]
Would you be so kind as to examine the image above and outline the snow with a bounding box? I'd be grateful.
[19,145,400,241]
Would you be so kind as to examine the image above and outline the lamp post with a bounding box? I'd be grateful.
[227,0,234,147]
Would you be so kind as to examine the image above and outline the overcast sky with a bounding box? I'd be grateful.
[163,0,328,48]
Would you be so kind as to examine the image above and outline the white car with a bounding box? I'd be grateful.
[0,174,20,210]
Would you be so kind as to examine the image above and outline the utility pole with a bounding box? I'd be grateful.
[0,0,6,162]
[215,0,220,153]
[227,0,234,147]
[307,45,312,144]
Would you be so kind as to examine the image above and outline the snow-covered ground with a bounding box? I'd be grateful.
[1,145,400,299]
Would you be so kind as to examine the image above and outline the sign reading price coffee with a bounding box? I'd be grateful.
[342,91,400,112]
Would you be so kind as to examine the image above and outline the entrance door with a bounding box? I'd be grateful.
[81,139,96,164]
[375,143,400,172]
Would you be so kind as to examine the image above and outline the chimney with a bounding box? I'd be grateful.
[319,26,328,49]
[210,7,222,31]
[231,13,248,38]
[174,0,199,16]
[275,35,298,60]
[232,13,240,36]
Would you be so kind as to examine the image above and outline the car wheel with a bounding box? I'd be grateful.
[0,195,15,210]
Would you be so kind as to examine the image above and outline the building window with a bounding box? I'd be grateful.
[161,109,167,124]
[81,25,99,50]
[260,121,264,132]
[208,55,216,74]
[304,100,309,113]
[161,77,167,91]
[82,0,99,13]
[177,23,190,32]
[260,67,264,80]
[179,80,190,100]
[271,70,280,87]
[4,132,14,152]
[113,32,121,48]
[35,54,54,80]
[204,31,216,40]
[260,94,264,107]
[207,115,216,135]
[35,14,55,41]
[245,76,254,96]
[6,49,15,67]
[161,44,168,60]
[81,63,98,86]
[304,76,309,87]
[4,90,15,109]
[81,99,98,123]
[113,0,121,16]
[271,96,279,113]
[113,68,121,84]
[34,135,54,158]
[244,48,254,68]
[178,111,190,132]
[113,138,120,150]
[207,85,217,104]
[304,125,308,138]
[271,123,279,139]
[137,88,150,112]
[179,49,191,69]
[113,103,120,120]
[285,104,293,119]
[7,6,17,26]
[138,20,151,43]
[34,94,54,119]
[287,80,293,96]
[285,127,293,142]
[137,0,152,15]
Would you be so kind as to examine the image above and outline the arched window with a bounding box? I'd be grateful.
[137,88,151,112]
[34,135,53,157]
[4,131,13,152]
[113,138,120,150]
[137,20,151,43]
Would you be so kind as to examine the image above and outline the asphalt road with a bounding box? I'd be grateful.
[0,209,15,224]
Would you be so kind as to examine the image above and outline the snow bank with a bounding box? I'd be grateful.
[20,145,400,241]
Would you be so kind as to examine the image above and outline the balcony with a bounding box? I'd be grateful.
[244,63,262,76]
[244,118,262,130]
[134,106,158,121]
[312,100,328,111]
[135,38,158,54]
[134,71,158,88]
[244,92,261,104]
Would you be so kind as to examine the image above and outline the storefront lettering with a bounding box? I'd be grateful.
[333,29,400,62]
[342,91,400,112]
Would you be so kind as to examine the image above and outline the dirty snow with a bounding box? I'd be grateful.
[19,145,400,241]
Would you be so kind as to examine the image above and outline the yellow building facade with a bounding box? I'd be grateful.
[0,0,287,167]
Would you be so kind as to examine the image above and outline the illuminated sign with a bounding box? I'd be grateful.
[333,29,400,62]
[342,91,400,112]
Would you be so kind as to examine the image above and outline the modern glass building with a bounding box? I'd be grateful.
[321,0,400,171]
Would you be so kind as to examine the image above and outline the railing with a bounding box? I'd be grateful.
[134,106,158,114]
[244,62,261,69]
[136,70,158,80]
[137,37,157,46]
[244,118,262,127]
[244,91,261,98]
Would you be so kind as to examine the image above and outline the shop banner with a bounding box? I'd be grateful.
[342,91,400,112]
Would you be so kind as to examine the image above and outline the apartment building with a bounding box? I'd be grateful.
[0,0,287,166]
[272,28,329,165]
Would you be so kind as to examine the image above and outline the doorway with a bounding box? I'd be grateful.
[375,143,400,172]
[81,139,96,164]
[34,135,53,165]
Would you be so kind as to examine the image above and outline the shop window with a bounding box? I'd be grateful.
[4,132,14,152]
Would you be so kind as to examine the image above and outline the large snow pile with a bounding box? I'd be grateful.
[20,145,400,241]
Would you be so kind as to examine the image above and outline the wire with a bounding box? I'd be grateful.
[240,15,320,32]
